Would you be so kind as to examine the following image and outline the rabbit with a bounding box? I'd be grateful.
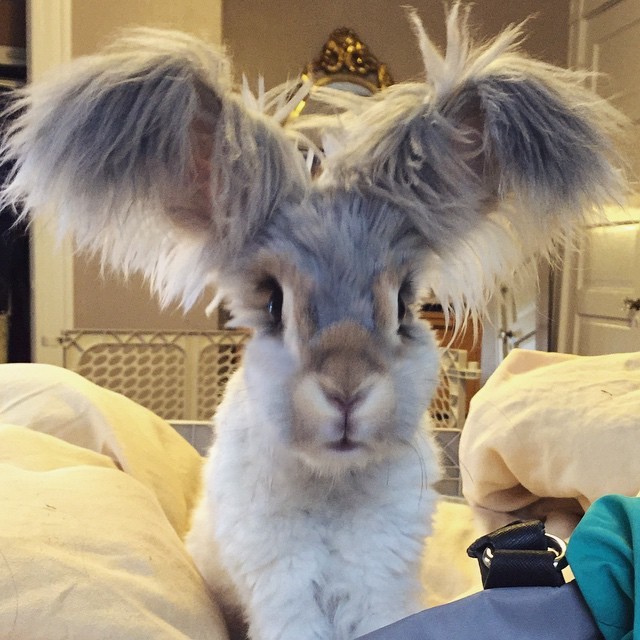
[0,3,627,639]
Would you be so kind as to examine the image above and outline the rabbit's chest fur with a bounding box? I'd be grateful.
[187,370,439,640]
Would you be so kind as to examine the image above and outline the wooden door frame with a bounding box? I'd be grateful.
[28,0,74,365]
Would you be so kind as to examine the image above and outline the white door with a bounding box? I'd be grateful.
[561,211,640,354]
[559,0,640,355]
[481,271,543,382]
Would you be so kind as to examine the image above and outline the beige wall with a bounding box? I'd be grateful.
[71,0,221,330]
[222,1,570,88]
[71,0,221,56]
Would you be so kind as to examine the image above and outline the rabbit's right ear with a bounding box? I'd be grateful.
[316,5,628,320]
[0,28,309,309]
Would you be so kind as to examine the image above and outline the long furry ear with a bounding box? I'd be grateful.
[0,28,309,309]
[316,3,628,318]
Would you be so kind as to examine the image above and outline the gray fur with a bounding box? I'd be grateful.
[0,28,309,308]
[247,191,423,334]
[0,5,629,318]
[305,8,628,317]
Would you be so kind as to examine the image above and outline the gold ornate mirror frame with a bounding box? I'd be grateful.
[290,27,394,121]
[303,27,393,94]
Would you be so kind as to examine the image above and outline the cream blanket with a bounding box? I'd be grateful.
[0,363,228,639]
[4,351,626,634]
[0,363,484,636]
[460,349,640,539]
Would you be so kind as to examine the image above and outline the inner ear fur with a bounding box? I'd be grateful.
[440,87,499,203]
[167,96,221,234]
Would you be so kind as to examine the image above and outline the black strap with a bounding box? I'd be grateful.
[467,520,566,589]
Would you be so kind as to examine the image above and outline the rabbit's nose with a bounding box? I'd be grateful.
[324,390,367,441]
[325,391,363,416]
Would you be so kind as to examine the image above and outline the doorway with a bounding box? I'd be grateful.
[0,7,30,362]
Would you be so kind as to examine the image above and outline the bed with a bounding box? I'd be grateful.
[1,349,637,638]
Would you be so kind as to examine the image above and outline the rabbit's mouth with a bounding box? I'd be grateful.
[325,437,362,453]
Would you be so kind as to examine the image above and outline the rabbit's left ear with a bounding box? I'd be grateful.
[322,4,628,316]
[0,29,309,309]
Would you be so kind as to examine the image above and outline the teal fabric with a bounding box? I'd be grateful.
[567,495,640,640]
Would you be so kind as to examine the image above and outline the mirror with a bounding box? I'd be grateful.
[290,27,393,120]
[304,27,392,90]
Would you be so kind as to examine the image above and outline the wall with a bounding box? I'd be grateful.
[223,1,570,88]
[72,0,221,55]
[71,0,222,331]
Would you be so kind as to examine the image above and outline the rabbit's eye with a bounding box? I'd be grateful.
[258,277,284,331]
[398,280,413,323]
[398,292,407,324]
[397,280,414,337]
[267,282,283,326]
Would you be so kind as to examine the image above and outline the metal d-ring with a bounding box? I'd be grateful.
[482,533,568,571]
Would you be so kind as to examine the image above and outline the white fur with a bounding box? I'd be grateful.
[187,367,440,640]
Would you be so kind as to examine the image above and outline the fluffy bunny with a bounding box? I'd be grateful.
[0,4,627,639]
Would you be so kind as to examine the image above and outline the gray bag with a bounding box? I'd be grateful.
[359,521,602,640]
[358,581,602,640]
